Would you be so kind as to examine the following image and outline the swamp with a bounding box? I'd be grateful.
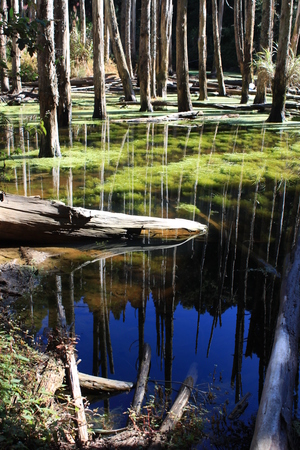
[1,91,300,448]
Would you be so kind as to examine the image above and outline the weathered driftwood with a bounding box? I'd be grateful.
[250,231,300,450]
[0,193,207,244]
[131,343,152,416]
[78,372,133,392]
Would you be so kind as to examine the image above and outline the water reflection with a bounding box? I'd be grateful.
[3,122,300,428]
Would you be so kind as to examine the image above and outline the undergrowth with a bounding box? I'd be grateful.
[0,309,74,449]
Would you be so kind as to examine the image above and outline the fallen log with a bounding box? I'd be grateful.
[131,343,152,416]
[56,277,89,445]
[78,372,133,392]
[250,231,300,450]
[111,110,200,124]
[0,192,207,245]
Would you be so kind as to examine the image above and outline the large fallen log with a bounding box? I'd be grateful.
[250,231,300,450]
[0,192,207,245]
[78,372,133,392]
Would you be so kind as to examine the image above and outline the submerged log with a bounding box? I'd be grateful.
[0,193,207,245]
[78,372,133,392]
[250,231,300,450]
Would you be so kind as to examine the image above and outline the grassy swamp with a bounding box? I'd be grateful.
[1,87,300,448]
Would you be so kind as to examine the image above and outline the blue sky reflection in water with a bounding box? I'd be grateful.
[5,122,300,434]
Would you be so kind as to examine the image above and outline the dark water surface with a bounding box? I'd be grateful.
[2,121,300,442]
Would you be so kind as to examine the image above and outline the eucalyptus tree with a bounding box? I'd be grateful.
[150,0,157,97]
[254,0,274,104]
[176,0,192,111]
[11,0,22,93]
[104,0,136,101]
[93,0,106,118]
[55,0,72,126]
[212,0,226,95]
[0,0,9,92]
[198,0,207,100]
[37,0,61,157]
[157,0,173,98]
[139,0,153,111]
[267,0,294,122]
[234,0,256,103]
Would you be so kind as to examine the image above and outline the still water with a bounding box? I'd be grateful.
[1,120,300,441]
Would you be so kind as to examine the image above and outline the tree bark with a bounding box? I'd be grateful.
[11,0,22,94]
[212,0,226,96]
[131,0,137,68]
[234,0,255,104]
[290,0,300,55]
[267,0,294,122]
[151,0,157,97]
[55,0,72,127]
[93,0,107,119]
[37,0,61,157]
[125,0,133,78]
[198,0,207,100]
[139,0,153,111]
[254,0,274,104]
[241,0,255,103]
[80,0,86,46]
[104,0,136,101]
[176,0,193,112]
[0,0,9,92]
[0,193,207,245]
[250,230,300,449]
[157,0,173,98]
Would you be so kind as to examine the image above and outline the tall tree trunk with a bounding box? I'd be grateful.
[212,0,226,95]
[267,0,294,122]
[93,0,107,118]
[151,0,157,97]
[11,0,22,93]
[80,0,86,46]
[234,0,255,103]
[139,0,153,111]
[125,0,133,77]
[120,0,126,48]
[0,0,9,92]
[290,0,300,55]
[104,10,110,63]
[37,0,61,157]
[104,0,136,101]
[198,0,207,100]
[157,0,173,98]
[176,0,192,111]
[254,0,274,104]
[241,0,255,103]
[131,0,137,68]
[55,0,72,127]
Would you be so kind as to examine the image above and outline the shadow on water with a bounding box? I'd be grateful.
[2,120,300,444]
